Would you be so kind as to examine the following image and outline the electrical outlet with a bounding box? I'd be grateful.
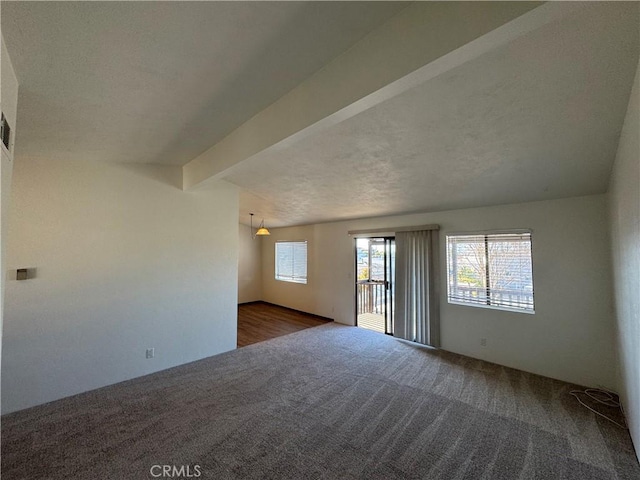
[146,348,154,359]
[480,338,487,347]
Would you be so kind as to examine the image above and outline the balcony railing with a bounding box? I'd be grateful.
[449,285,534,310]
[357,280,386,315]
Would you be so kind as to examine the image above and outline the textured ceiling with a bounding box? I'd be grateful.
[1,1,407,165]
[3,2,638,229]
[229,2,639,227]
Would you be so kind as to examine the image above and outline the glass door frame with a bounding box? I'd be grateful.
[354,236,395,335]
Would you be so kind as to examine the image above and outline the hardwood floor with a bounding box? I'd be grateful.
[237,302,332,348]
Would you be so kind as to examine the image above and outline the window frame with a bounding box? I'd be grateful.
[445,229,535,314]
[275,240,308,285]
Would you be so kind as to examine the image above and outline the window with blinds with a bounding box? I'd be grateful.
[275,241,308,284]
[446,232,534,312]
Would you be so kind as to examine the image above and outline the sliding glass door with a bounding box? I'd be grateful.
[355,237,395,335]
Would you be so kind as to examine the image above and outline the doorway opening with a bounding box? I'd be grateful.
[355,237,395,334]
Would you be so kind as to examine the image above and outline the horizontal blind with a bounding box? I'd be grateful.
[275,241,307,284]
[447,233,534,312]
[487,233,533,310]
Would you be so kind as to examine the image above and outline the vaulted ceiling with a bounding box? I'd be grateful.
[3,2,638,228]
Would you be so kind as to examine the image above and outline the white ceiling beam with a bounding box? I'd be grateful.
[183,1,582,190]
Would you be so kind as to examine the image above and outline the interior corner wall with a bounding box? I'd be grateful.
[1,158,239,414]
[261,195,616,390]
[1,33,19,410]
[608,54,640,461]
[238,224,262,303]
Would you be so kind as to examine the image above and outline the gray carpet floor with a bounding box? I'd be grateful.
[2,324,639,479]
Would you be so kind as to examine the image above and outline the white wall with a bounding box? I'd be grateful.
[2,158,238,413]
[1,33,19,411]
[609,56,640,461]
[238,224,262,303]
[262,195,616,390]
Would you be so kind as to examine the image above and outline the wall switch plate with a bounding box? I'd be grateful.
[480,338,487,347]
[16,269,28,281]
[146,348,154,359]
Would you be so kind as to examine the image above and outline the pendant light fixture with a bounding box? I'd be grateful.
[250,213,270,238]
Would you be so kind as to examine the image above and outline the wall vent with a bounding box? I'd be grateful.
[1,113,12,152]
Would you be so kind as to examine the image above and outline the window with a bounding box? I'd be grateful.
[446,232,534,312]
[275,241,307,284]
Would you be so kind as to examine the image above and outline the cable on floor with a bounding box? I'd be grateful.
[570,388,627,429]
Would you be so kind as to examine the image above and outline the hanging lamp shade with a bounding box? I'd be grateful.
[250,213,270,237]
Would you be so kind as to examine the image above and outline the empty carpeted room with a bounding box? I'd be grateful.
[1,2,639,479]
